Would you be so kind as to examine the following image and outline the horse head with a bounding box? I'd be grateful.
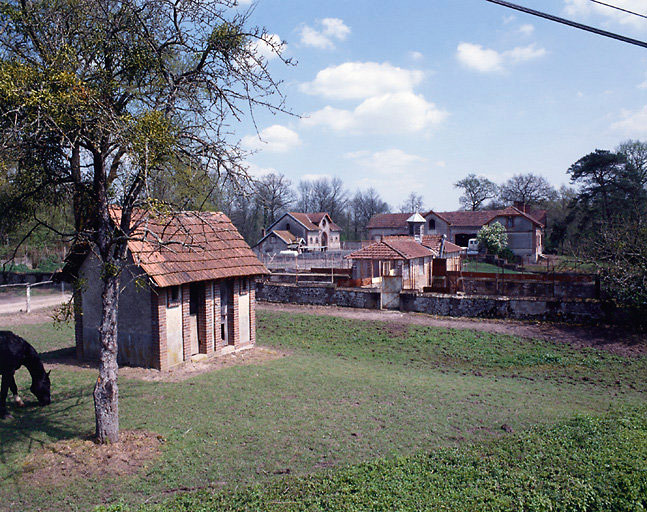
[31,370,51,406]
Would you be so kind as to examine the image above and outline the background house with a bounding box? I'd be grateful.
[71,210,268,370]
[367,205,545,263]
[254,212,342,254]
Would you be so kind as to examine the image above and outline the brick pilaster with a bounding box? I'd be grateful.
[182,283,191,361]
[151,288,168,371]
[201,282,214,355]
[213,282,221,352]
[250,281,257,347]
[74,288,83,360]
[232,278,240,347]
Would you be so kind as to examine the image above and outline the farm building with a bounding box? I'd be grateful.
[346,236,435,291]
[367,203,545,263]
[254,212,342,254]
[68,209,268,370]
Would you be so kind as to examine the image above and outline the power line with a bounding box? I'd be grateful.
[484,0,647,49]
[589,0,647,21]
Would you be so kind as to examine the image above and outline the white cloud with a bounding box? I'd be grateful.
[564,0,647,30]
[612,106,647,134]
[300,61,425,100]
[301,173,332,181]
[245,162,276,178]
[505,44,547,63]
[241,125,301,153]
[519,24,535,36]
[456,42,546,73]
[503,14,516,24]
[252,34,284,61]
[346,149,429,201]
[409,51,424,61]
[237,0,253,5]
[638,75,647,89]
[300,18,350,49]
[347,149,427,175]
[302,92,447,135]
[435,161,446,168]
[456,43,504,73]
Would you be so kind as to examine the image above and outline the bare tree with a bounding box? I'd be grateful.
[617,139,647,187]
[499,173,556,208]
[350,188,389,239]
[399,192,425,213]
[0,0,289,442]
[297,177,348,220]
[454,174,498,211]
[255,173,295,227]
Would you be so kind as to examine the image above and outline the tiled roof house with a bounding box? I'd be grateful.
[254,212,342,254]
[72,210,268,370]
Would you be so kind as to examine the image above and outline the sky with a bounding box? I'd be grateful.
[234,0,647,211]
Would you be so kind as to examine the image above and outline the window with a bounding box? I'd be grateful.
[167,286,180,308]
[507,216,514,228]
[240,277,249,295]
[428,219,436,231]
[286,222,291,231]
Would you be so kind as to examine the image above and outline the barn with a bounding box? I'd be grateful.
[69,209,268,370]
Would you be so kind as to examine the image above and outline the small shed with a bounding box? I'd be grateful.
[70,210,268,370]
[346,236,435,290]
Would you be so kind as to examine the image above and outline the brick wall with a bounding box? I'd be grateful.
[202,282,214,356]
[181,283,191,362]
[232,278,239,347]
[250,283,256,345]
[213,282,222,352]
[150,288,168,370]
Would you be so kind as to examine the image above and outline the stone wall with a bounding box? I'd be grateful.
[400,292,610,323]
[256,282,380,309]
[460,276,598,299]
[256,281,611,324]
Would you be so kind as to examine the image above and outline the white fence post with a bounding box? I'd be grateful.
[26,284,31,314]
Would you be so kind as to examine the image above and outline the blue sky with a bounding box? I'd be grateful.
[236,0,647,211]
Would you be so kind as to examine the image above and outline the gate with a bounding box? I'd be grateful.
[381,276,402,310]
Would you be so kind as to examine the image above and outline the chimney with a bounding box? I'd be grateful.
[513,201,528,213]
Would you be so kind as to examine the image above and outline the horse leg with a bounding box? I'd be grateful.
[8,375,24,407]
[0,374,11,419]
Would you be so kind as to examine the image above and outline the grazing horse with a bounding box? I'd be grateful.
[0,331,51,419]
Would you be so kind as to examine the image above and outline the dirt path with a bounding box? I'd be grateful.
[0,293,71,316]
[258,302,647,357]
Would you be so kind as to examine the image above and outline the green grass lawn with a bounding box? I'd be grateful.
[0,312,645,511]
[462,260,524,274]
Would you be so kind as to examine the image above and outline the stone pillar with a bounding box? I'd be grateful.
[213,282,221,353]
[151,288,168,370]
[201,282,214,356]
[250,280,257,347]
[231,278,239,347]
[182,283,191,361]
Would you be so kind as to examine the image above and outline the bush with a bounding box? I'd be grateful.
[477,222,508,256]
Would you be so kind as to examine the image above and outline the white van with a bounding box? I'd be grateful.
[467,238,480,256]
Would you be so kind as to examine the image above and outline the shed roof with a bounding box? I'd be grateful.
[287,212,342,232]
[347,237,434,261]
[111,208,268,288]
[366,212,413,230]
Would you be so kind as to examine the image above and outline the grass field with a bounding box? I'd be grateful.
[0,312,646,511]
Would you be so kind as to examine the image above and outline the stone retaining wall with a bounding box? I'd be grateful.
[256,282,611,324]
[400,292,610,323]
[256,282,380,309]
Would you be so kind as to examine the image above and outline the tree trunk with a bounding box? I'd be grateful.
[94,269,120,443]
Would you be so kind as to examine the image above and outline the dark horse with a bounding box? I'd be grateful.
[0,331,51,419]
